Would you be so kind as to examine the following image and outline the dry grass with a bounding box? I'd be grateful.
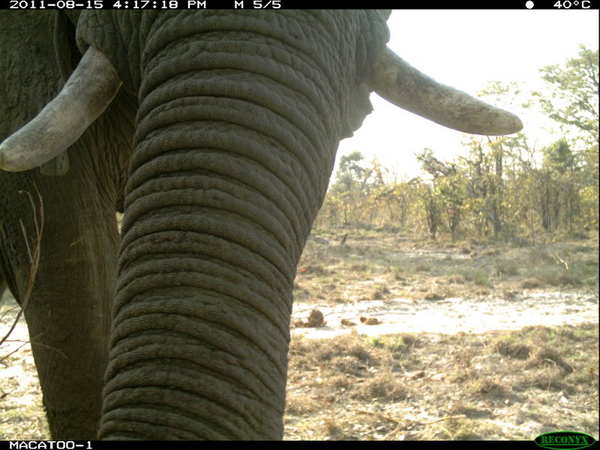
[0,307,48,440]
[296,227,598,304]
[285,323,599,440]
[1,227,598,440]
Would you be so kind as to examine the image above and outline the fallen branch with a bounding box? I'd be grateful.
[553,252,569,271]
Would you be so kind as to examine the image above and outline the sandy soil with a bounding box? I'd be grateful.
[292,291,598,339]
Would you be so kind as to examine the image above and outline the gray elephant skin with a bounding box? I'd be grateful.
[0,10,521,440]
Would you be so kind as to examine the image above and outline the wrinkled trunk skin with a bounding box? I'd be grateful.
[96,11,363,439]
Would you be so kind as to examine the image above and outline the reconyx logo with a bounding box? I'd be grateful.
[534,431,596,450]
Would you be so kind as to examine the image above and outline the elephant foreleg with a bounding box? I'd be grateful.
[1,174,119,439]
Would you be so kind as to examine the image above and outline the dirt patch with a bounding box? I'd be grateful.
[291,292,598,339]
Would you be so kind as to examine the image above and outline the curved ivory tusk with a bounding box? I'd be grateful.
[0,46,122,172]
[366,47,523,136]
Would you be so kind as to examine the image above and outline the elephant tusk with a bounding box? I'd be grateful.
[367,46,523,136]
[0,46,122,172]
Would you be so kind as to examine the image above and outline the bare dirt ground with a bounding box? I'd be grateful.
[1,227,598,440]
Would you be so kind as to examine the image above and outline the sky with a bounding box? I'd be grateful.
[335,9,599,182]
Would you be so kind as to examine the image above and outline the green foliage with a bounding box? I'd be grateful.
[543,138,574,173]
[534,45,599,147]
[331,150,374,195]
[533,46,599,229]
[419,184,440,240]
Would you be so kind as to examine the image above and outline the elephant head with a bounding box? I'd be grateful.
[0,11,521,440]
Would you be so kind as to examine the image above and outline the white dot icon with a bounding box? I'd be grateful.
[526,1,534,7]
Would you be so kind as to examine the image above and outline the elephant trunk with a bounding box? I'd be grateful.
[99,14,339,439]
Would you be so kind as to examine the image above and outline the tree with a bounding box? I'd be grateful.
[539,139,581,232]
[534,46,599,231]
[534,45,599,148]
[420,184,440,240]
[415,148,468,239]
[331,150,371,194]
[328,151,376,225]
[542,138,574,174]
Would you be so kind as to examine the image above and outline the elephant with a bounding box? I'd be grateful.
[0,10,522,440]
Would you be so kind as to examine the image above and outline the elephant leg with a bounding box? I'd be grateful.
[1,173,119,439]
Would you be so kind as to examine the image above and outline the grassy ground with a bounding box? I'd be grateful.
[295,226,598,305]
[0,306,48,440]
[1,226,598,440]
[284,324,599,440]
